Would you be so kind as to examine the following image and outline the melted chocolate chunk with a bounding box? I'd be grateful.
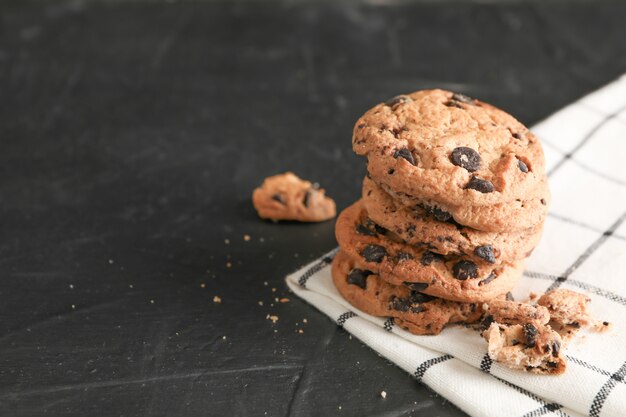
[356,224,377,237]
[385,95,411,107]
[450,147,481,172]
[404,282,429,291]
[518,159,529,173]
[360,245,388,263]
[478,272,497,286]
[452,260,478,280]
[523,323,538,348]
[393,148,417,166]
[547,362,559,368]
[396,252,414,262]
[271,193,285,204]
[480,315,494,330]
[409,290,435,303]
[569,322,581,329]
[424,205,453,222]
[466,176,494,193]
[552,341,561,357]
[374,224,388,235]
[303,190,312,207]
[420,251,444,266]
[347,268,373,289]
[388,168,395,175]
[474,245,496,264]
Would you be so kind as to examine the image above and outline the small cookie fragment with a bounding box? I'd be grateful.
[483,322,566,375]
[537,289,591,340]
[252,172,336,222]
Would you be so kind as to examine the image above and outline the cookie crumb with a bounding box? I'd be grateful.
[271,288,276,293]
[108,259,114,264]
[150,299,155,304]
[594,321,612,332]
[224,239,230,245]
[298,329,304,334]
[258,301,264,306]
[226,261,232,268]
[528,291,538,301]
[263,281,268,286]
[213,296,222,303]
[303,318,308,323]
[222,336,226,340]
[200,283,205,288]
[69,284,74,289]
[380,390,387,399]
[243,234,251,241]
[279,298,290,303]
[71,304,76,309]
[267,315,279,324]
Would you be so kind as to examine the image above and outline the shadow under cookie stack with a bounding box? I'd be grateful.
[332,89,550,338]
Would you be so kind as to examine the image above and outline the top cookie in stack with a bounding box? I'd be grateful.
[352,89,549,233]
[332,89,550,334]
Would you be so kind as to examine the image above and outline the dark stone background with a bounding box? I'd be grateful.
[1,1,625,416]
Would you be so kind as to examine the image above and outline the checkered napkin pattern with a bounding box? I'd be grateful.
[285,74,626,417]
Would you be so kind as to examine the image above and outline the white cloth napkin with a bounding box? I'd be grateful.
[286,74,626,417]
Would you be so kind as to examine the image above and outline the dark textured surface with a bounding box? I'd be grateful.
[1,1,626,416]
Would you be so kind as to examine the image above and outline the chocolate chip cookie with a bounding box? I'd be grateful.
[332,250,484,335]
[335,201,523,302]
[252,172,336,222]
[361,176,544,261]
[353,89,546,208]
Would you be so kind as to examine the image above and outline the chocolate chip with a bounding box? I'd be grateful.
[523,323,538,348]
[409,291,435,304]
[356,224,377,237]
[271,193,285,204]
[357,123,366,129]
[303,190,312,207]
[404,282,429,291]
[511,132,522,139]
[569,322,581,328]
[451,93,475,104]
[603,321,610,326]
[393,148,416,166]
[452,260,478,280]
[385,95,411,107]
[547,362,559,368]
[506,292,515,301]
[518,159,529,173]
[478,271,497,286]
[540,198,547,205]
[424,205,453,222]
[420,251,444,266]
[466,176,494,193]
[374,224,388,235]
[450,147,481,172]
[388,168,395,175]
[389,296,409,312]
[360,245,387,263]
[347,268,373,289]
[474,245,496,264]
[551,341,561,357]
[396,252,414,262]
[480,315,494,330]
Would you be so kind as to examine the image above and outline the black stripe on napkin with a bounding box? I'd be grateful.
[589,361,626,417]
[336,311,357,327]
[297,248,338,288]
[414,355,453,381]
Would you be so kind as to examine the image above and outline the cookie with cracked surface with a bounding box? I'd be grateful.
[376,174,550,233]
[353,89,546,208]
[361,176,543,261]
[335,201,523,302]
[483,322,566,375]
[331,250,484,335]
[252,172,336,222]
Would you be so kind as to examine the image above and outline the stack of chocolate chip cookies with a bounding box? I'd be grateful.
[332,89,550,336]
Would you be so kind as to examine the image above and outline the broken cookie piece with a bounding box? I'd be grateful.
[537,289,591,340]
[483,322,566,375]
[252,172,336,222]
